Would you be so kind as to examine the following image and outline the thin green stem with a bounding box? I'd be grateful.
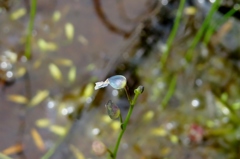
[185,0,221,62]
[160,0,186,69]
[107,148,114,157]
[41,137,63,159]
[25,0,37,59]
[161,75,177,109]
[204,7,237,45]
[41,125,71,159]
[119,112,123,124]
[124,86,131,103]
[111,90,141,159]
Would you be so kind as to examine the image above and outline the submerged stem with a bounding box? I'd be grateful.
[124,86,131,103]
[107,148,114,158]
[185,0,221,62]
[161,75,177,109]
[25,0,37,59]
[160,0,186,69]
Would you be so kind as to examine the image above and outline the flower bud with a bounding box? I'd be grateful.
[134,85,144,94]
[108,75,126,89]
[105,100,120,119]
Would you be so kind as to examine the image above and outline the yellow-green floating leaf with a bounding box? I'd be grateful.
[143,110,154,122]
[28,90,49,107]
[10,8,26,20]
[86,63,95,71]
[49,63,62,82]
[55,58,73,66]
[33,60,42,69]
[68,66,76,83]
[78,35,88,45]
[65,23,74,41]
[101,115,112,123]
[161,147,171,156]
[7,95,28,104]
[15,67,26,78]
[2,144,23,156]
[38,39,58,52]
[83,83,94,97]
[49,125,67,136]
[151,127,167,136]
[35,118,51,128]
[111,121,120,131]
[69,145,85,159]
[233,102,240,110]
[52,11,61,22]
[170,135,179,144]
[184,6,197,15]
[31,128,45,151]
[4,50,17,63]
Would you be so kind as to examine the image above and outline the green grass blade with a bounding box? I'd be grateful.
[185,0,221,62]
[204,7,238,44]
[25,0,37,59]
[160,0,186,69]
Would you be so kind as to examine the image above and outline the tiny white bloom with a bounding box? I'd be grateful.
[94,79,110,90]
[94,75,127,90]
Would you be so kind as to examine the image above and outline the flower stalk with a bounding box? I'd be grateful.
[94,75,143,159]
[110,86,143,159]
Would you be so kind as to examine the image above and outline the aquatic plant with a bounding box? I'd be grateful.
[185,0,221,62]
[160,0,186,69]
[94,75,144,159]
[25,0,37,59]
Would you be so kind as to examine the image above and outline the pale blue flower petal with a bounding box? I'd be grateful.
[108,75,126,89]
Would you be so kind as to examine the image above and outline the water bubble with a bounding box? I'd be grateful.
[92,128,100,136]
[105,100,120,119]
[108,75,126,89]
[161,0,168,5]
[61,108,68,116]
[86,97,92,103]
[195,79,203,86]
[112,90,118,96]
[122,143,129,149]
[67,106,74,114]
[0,61,12,70]
[166,122,176,130]
[6,71,13,79]
[47,100,56,109]
[191,99,200,108]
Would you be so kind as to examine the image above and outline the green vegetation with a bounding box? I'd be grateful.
[25,0,37,59]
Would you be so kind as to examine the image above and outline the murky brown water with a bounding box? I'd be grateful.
[1,0,240,159]
[0,0,155,158]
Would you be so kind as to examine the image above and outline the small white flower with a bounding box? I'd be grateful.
[94,79,110,90]
[94,75,127,90]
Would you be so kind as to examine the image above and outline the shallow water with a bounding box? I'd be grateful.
[1,0,240,159]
